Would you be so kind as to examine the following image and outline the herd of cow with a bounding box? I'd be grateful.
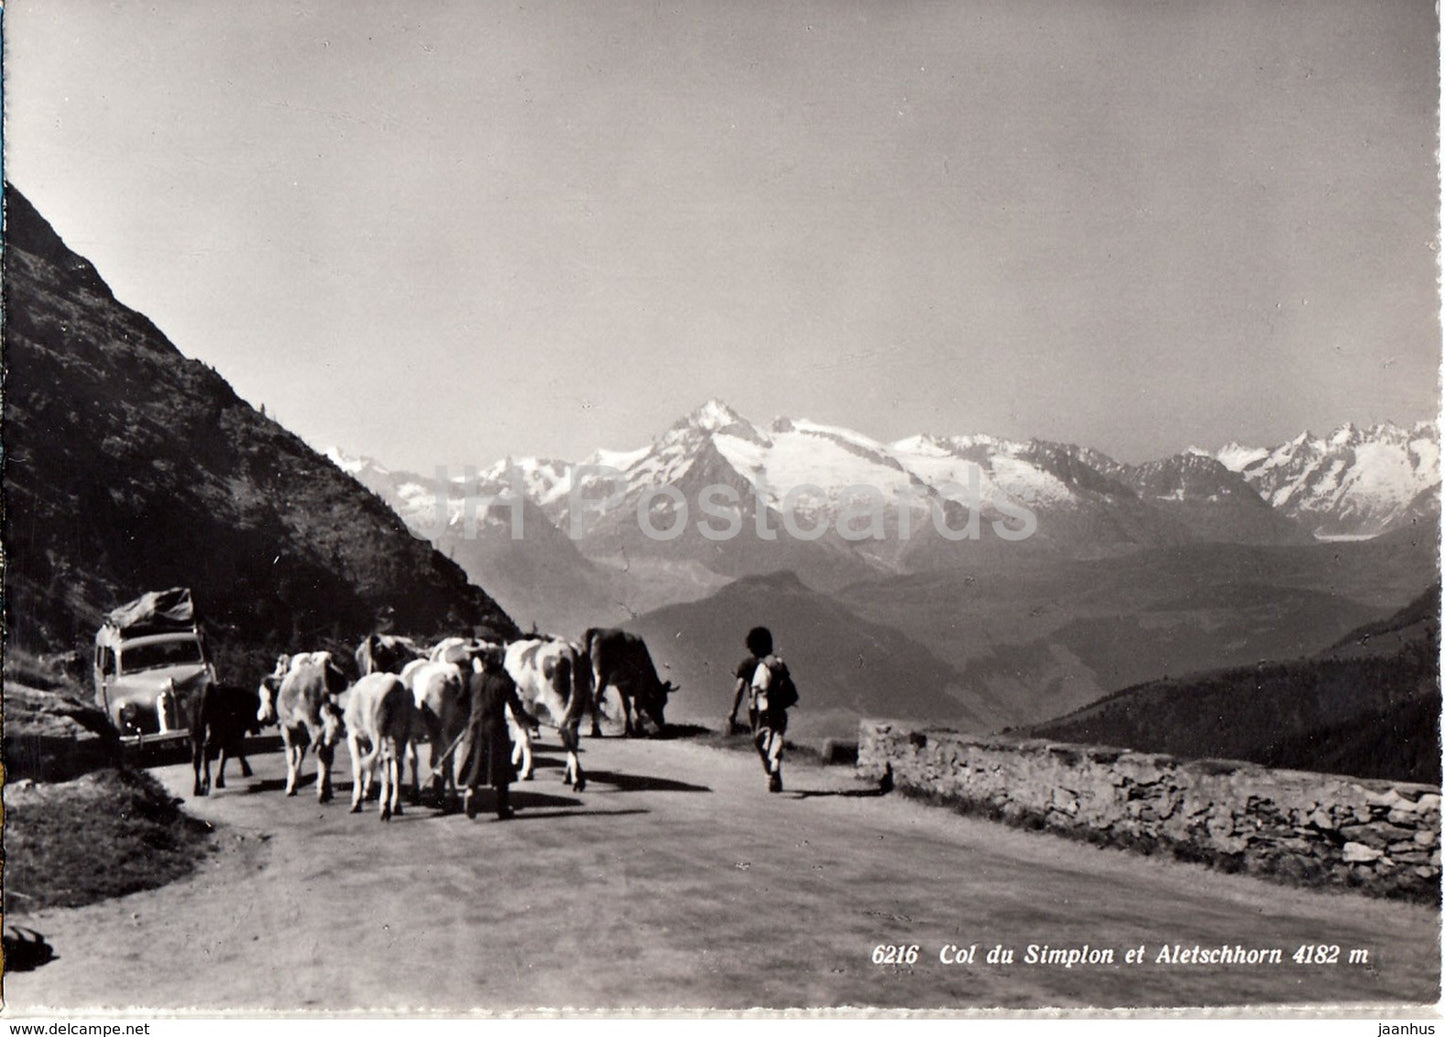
[187,627,679,820]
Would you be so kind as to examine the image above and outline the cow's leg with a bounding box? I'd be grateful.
[589,678,605,738]
[292,741,306,796]
[283,732,301,796]
[393,736,408,818]
[316,741,335,803]
[389,737,406,818]
[380,741,398,821]
[365,742,379,803]
[439,721,462,812]
[378,743,391,821]
[404,740,421,804]
[565,750,585,791]
[238,751,253,778]
[625,693,639,738]
[192,734,208,797]
[422,713,448,805]
[507,714,534,780]
[519,728,534,780]
[215,743,228,789]
[348,733,366,813]
[561,723,585,792]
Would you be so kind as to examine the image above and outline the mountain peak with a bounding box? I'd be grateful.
[666,399,771,450]
[1232,421,1441,536]
[324,445,390,478]
[1329,422,1361,447]
[1215,442,1270,472]
[683,398,749,433]
[5,183,115,301]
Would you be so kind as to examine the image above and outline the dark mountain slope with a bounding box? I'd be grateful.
[3,184,516,678]
[1025,586,1440,783]
[1324,581,1441,661]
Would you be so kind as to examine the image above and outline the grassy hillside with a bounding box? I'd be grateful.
[837,537,1434,725]
[1026,586,1440,783]
[3,183,517,684]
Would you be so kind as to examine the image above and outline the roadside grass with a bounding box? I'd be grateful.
[4,767,216,913]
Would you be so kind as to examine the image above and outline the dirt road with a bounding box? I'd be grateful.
[3,735,1438,1013]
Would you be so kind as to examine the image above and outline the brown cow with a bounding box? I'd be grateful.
[584,628,677,737]
[355,634,423,677]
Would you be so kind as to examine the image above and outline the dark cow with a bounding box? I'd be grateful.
[355,634,423,677]
[190,682,262,796]
[584,628,677,737]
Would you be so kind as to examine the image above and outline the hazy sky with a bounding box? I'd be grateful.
[6,0,1440,470]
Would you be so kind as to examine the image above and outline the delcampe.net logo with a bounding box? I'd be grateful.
[407,463,1037,544]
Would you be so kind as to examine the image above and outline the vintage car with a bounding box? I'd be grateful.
[93,587,217,737]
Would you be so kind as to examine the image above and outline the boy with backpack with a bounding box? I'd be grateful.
[725,626,799,793]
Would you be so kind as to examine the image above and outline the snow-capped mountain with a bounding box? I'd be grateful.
[322,445,730,632]
[455,400,1326,578]
[1214,422,1440,538]
[493,402,1116,542]
[325,405,1436,599]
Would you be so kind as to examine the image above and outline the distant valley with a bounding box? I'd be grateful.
[5,178,1437,779]
[330,399,1438,751]
[1029,584,1442,784]
[327,399,1438,634]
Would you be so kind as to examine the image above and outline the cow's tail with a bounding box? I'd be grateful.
[553,655,585,753]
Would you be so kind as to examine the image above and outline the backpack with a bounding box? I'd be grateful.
[763,657,799,711]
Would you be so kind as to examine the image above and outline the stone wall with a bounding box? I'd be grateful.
[858,721,1441,902]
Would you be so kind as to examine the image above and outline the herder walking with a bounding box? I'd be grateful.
[725,626,799,793]
[459,645,536,821]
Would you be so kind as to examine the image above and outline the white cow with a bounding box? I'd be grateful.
[400,658,468,806]
[503,637,593,792]
[428,637,486,664]
[344,673,414,821]
[257,660,345,802]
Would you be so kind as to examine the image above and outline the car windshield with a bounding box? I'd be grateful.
[120,639,205,673]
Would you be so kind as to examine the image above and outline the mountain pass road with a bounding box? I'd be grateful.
[3,735,1438,1013]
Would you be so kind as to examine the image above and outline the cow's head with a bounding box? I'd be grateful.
[637,679,677,733]
[256,674,281,726]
